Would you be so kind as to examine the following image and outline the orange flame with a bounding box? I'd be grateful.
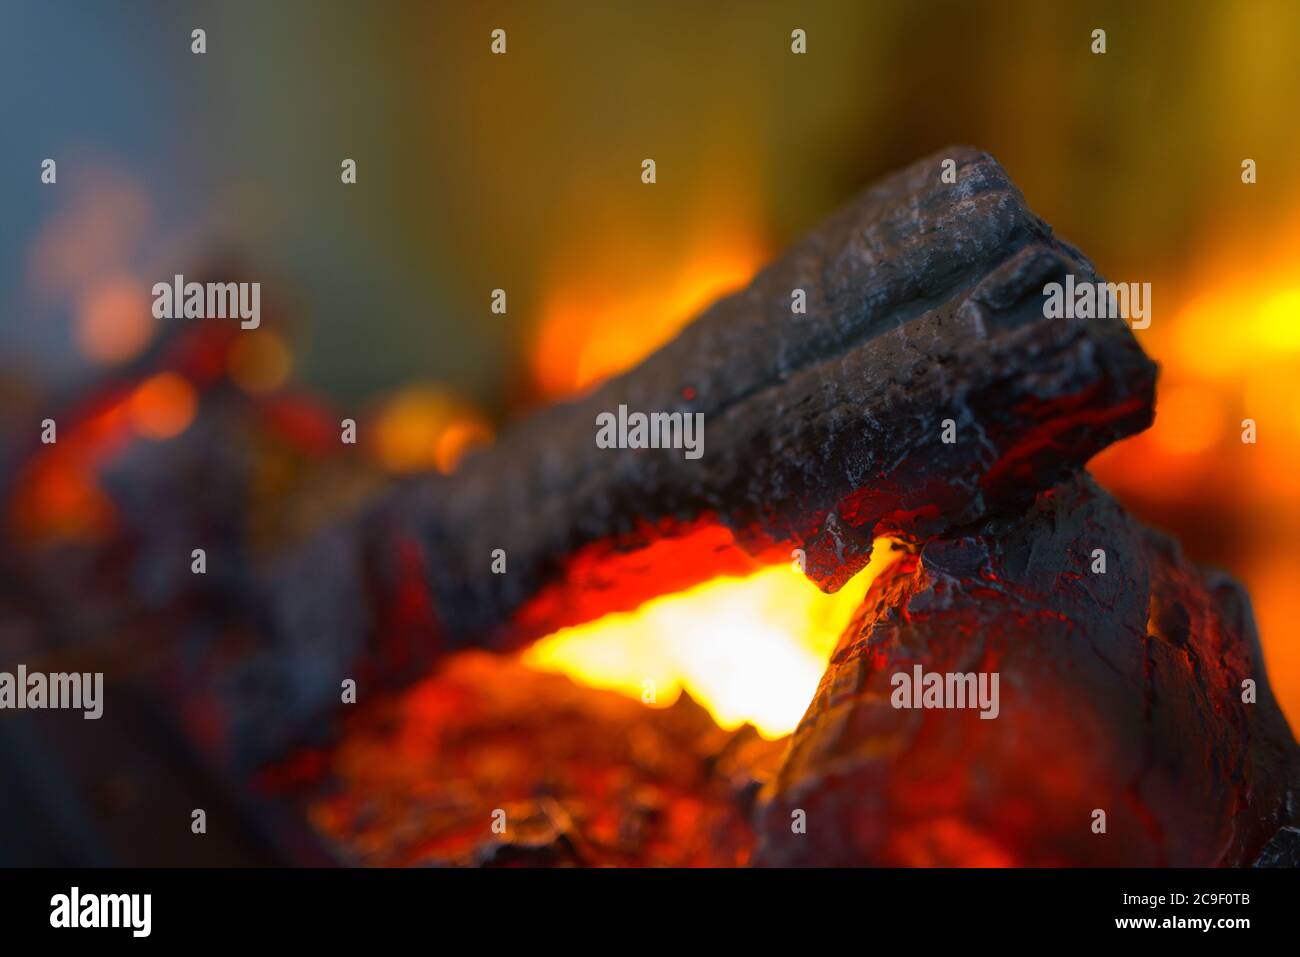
[523,541,901,739]
[129,372,197,441]
[532,229,767,397]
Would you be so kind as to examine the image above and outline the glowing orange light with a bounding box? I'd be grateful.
[523,540,901,739]
[372,384,493,474]
[1150,383,1226,455]
[433,418,493,473]
[533,234,767,397]
[129,372,197,440]
[10,458,117,543]
[228,330,293,395]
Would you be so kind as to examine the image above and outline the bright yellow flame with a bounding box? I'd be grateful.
[523,540,901,739]
[1175,283,1300,379]
[1255,288,1300,351]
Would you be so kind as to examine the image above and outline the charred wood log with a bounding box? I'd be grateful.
[753,475,1299,866]
[359,146,1156,651]
[11,148,1160,770]
[232,147,1156,763]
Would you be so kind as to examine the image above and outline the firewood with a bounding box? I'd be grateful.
[11,148,1161,771]
[314,146,1156,659]
[753,475,1300,866]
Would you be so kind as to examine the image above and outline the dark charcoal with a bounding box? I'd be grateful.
[1253,826,1300,867]
[754,475,1299,866]
[220,147,1160,765]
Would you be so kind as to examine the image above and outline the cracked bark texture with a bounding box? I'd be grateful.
[325,145,1155,652]
[754,475,1299,866]
[9,148,1160,772]
[193,145,1160,766]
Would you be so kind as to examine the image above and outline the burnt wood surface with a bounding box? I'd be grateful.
[10,148,1160,771]
[305,146,1156,654]
[754,475,1299,866]
[4,148,1294,867]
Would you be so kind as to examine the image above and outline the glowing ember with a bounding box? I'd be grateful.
[129,372,197,440]
[523,539,903,738]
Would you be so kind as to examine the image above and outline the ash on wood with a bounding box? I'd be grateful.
[753,475,1300,866]
[309,146,1156,657]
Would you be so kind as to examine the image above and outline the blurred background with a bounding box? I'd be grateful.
[2,0,1298,733]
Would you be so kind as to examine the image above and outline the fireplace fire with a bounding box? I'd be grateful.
[5,148,1297,869]
[522,541,902,739]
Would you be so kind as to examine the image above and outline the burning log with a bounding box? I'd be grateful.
[262,651,784,866]
[12,148,1162,772]
[5,145,1294,868]
[362,147,1155,649]
[753,475,1300,866]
